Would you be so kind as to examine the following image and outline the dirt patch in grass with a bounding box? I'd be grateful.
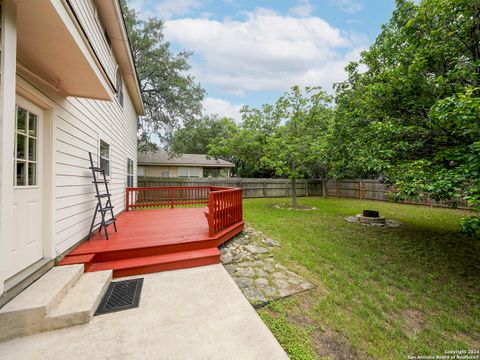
[402,309,426,337]
[272,203,318,211]
[280,292,359,360]
[310,329,358,360]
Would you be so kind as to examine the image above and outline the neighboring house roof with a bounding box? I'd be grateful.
[137,151,234,168]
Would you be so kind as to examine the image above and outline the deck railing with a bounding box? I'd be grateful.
[125,186,243,236]
[207,187,243,237]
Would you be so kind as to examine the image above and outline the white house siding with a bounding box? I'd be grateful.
[17,71,138,257]
[69,0,116,85]
[54,92,137,256]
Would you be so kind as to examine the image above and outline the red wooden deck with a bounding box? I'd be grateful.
[58,207,244,277]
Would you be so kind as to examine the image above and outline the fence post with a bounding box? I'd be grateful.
[263,180,267,198]
[358,180,362,200]
[305,181,308,197]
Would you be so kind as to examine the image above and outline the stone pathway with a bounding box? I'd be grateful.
[221,226,315,307]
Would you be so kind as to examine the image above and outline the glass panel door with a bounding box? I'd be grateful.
[14,106,38,186]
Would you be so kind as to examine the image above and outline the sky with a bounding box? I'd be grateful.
[127,0,396,122]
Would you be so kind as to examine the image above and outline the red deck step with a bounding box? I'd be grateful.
[57,254,95,266]
[87,248,221,278]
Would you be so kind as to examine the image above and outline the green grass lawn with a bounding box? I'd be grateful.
[244,197,480,359]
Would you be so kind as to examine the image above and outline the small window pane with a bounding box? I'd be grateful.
[28,138,36,161]
[100,140,109,158]
[100,157,110,176]
[17,107,27,133]
[16,134,26,159]
[16,161,26,186]
[28,163,37,185]
[28,113,38,137]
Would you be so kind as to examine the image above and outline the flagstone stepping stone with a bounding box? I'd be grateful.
[234,277,253,289]
[236,267,255,277]
[262,237,280,247]
[243,287,267,303]
[220,252,233,264]
[272,279,290,289]
[260,286,277,297]
[256,268,268,277]
[255,278,269,286]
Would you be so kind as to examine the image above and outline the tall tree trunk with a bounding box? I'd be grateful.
[292,178,297,207]
[322,176,327,198]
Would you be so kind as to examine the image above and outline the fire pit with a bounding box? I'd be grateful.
[358,210,386,225]
[345,210,400,228]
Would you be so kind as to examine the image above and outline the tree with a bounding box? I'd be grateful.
[262,86,333,207]
[208,105,280,178]
[169,115,236,155]
[331,0,480,234]
[120,1,205,150]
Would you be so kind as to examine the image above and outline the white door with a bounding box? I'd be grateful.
[9,96,44,277]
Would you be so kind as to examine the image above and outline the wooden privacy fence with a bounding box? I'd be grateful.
[125,186,244,236]
[137,177,324,198]
[136,177,470,210]
[323,179,469,209]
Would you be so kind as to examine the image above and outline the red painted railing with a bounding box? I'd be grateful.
[125,186,243,236]
[208,187,243,237]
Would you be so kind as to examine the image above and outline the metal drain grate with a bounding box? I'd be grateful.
[95,278,144,316]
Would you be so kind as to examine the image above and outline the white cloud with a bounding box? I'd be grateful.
[331,0,363,14]
[203,97,243,122]
[289,0,314,17]
[164,8,367,95]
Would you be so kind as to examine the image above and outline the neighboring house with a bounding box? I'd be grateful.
[137,151,235,178]
[0,0,144,303]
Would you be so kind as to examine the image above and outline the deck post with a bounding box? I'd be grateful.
[208,193,215,237]
[126,188,130,211]
[170,189,174,209]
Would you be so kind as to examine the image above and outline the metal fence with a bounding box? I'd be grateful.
[137,177,470,210]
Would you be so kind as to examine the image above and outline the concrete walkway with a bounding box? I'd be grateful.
[0,265,289,360]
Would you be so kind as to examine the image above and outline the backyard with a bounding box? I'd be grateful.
[242,197,480,359]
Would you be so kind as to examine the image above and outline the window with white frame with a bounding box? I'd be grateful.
[14,106,38,186]
[99,140,110,176]
[116,68,123,107]
[177,167,201,178]
[127,158,134,187]
[161,170,169,178]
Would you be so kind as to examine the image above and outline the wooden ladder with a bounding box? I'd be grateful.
[87,152,117,240]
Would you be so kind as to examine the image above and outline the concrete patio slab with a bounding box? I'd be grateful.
[0,264,289,360]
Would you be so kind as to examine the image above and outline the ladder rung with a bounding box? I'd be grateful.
[93,218,116,228]
[89,167,104,172]
[95,194,111,198]
[98,206,114,212]
[93,181,108,184]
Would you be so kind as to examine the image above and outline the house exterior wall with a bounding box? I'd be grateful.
[139,165,232,178]
[69,0,116,84]
[144,165,178,178]
[0,0,139,295]
[48,79,138,256]
[0,0,18,295]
